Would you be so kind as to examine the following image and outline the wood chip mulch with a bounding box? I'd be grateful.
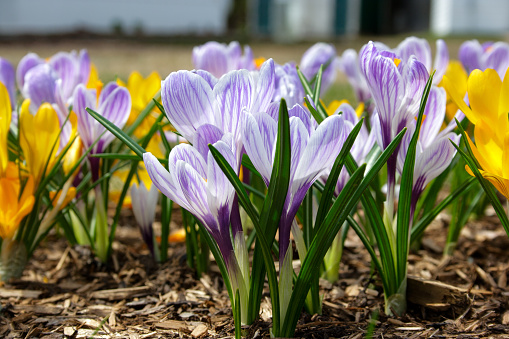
[1,208,509,338]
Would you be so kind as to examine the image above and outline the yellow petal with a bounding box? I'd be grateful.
[20,101,60,185]
[0,82,11,177]
[442,74,475,124]
[467,69,501,126]
[326,100,348,116]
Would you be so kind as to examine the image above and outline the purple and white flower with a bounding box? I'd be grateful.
[18,50,90,104]
[300,43,338,94]
[339,49,371,104]
[273,62,305,107]
[243,103,349,262]
[396,86,459,218]
[325,102,376,195]
[161,59,275,162]
[192,41,255,78]
[395,37,449,85]
[360,41,429,220]
[130,179,159,257]
[459,40,509,77]
[144,130,250,321]
[73,83,131,179]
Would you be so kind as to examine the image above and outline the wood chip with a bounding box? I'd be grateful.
[90,286,151,300]
[191,323,208,338]
[11,305,62,315]
[407,275,468,307]
[0,289,42,298]
[155,320,189,332]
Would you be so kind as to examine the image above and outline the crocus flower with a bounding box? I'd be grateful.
[118,71,161,136]
[192,41,255,78]
[440,61,468,123]
[445,68,509,198]
[339,49,371,105]
[396,86,459,218]
[300,43,338,94]
[273,62,305,107]
[19,100,61,186]
[395,37,449,85]
[327,102,375,195]
[360,41,429,220]
[21,64,74,149]
[459,40,509,77]
[0,58,15,109]
[0,82,11,178]
[16,53,44,91]
[17,50,90,104]
[144,130,250,321]
[130,168,159,258]
[161,59,275,162]
[243,104,349,262]
[73,82,131,179]
[0,175,34,240]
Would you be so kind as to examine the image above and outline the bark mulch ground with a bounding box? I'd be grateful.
[1,208,508,338]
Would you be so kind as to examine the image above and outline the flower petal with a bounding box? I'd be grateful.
[161,70,215,142]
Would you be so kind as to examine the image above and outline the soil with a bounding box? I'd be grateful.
[0,205,508,339]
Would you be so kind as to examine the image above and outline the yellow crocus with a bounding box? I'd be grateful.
[20,99,61,186]
[86,63,102,90]
[445,68,509,199]
[0,82,11,177]
[439,61,468,123]
[118,71,161,138]
[0,176,35,239]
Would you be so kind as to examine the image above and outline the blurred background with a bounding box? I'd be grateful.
[1,0,508,90]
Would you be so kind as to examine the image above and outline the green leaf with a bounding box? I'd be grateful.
[395,71,433,285]
[282,164,366,337]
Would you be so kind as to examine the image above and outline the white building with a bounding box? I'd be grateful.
[431,0,509,36]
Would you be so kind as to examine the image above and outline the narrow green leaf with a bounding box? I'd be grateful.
[396,71,433,283]
[282,164,366,337]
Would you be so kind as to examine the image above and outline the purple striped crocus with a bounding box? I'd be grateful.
[17,50,90,104]
[326,102,376,195]
[21,64,73,149]
[273,62,305,107]
[161,59,275,162]
[360,41,429,221]
[396,86,459,220]
[300,43,338,94]
[73,83,131,180]
[144,130,250,321]
[395,37,449,85]
[130,177,159,258]
[243,103,349,263]
[459,40,509,77]
[339,49,371,105]
[192,41,255,78]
